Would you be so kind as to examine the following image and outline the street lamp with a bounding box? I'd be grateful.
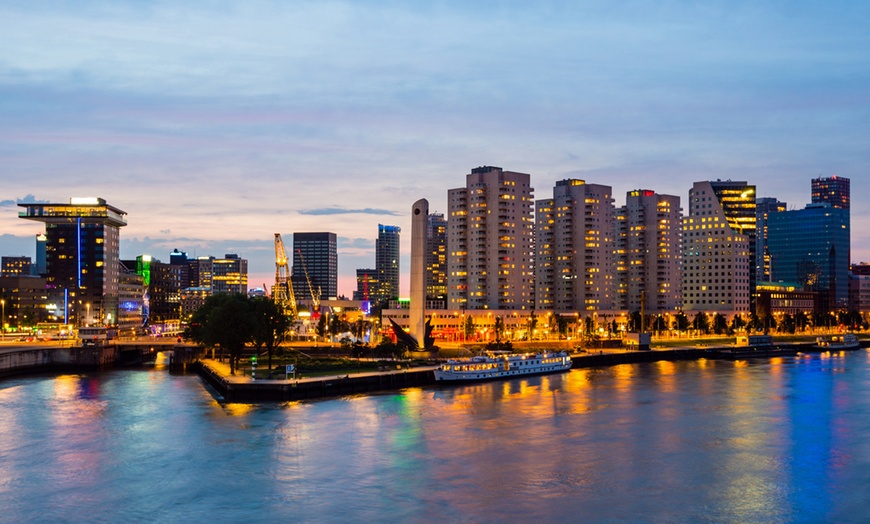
[1,299,5,337]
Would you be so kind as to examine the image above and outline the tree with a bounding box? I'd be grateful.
[494,316,504,342]
[794,311,809,332]
[555,315,568,339]
[250,296,293,372]
[674,312,690,333]
[712,313,728,335]
[692,312,710,335]
[315,314,328,341]
[652,315,668,335]
[731,314,746,334]
[185,293,256,374]
[463,315,475,342]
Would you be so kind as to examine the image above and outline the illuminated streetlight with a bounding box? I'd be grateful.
[1,299,5,336]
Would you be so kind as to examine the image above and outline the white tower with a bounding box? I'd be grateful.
[410,198,428,346]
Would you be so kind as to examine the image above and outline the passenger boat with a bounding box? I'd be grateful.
[812,333,861,351]
[434,351,572,382]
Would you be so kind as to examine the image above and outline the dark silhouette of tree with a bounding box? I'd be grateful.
[674,312,690,332]
[250,296,293,372]
[185,293,256,374]
[712,313,728,335]
[692,312,710,334]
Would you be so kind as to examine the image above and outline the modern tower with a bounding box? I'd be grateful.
[292,232,338,303]
[375,224,401,303]
[425,212,448,303]
[616,190,682,314]
[812,175,850,209]
[447,166,535,310]
[409,199,428,346]
[682,181,755,314]
[19,197,127,326]
[536,179,616,312]
[755,197,787,284]
[768,203,850,310]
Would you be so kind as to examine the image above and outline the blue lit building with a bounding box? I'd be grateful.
[768,203,850,310]
[376,224,401,303]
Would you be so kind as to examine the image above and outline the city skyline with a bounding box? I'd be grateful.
[1,2,868,297]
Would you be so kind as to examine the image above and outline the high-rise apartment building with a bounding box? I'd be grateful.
[768,203,850,310]
[292,232,337,302]
[755,197,787,284]
[536,179,616,312]
[812,175,850,209]
[426,212,448,302]
[169,249,192,289]
[375,224,401,302]
[19,197,127,325]
[616,190,682,314]
[212,254,248,295]
[682,181,755,314]
[447,166,534,310]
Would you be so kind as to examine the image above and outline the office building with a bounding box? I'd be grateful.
[212,254,248,295]
[616,190,682,314]
[812,175,850,209]
[117,265,145,335]
[353,268,378,302]
[292,233,337,303]
[376,224,401,302]
[1,256,32,277]
[35,233,46,276]
[0,275,48,328]
[755,197,787,284]
[447,166,535,310]
[682,181,755,314]
[768,203,850,310]
[169,249,192,289]
[19,197,127,326]
[536,179,616,312]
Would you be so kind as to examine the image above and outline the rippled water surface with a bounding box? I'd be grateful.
[3,352,870,523]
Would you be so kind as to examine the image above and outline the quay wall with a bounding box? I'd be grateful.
[0,346,117,378]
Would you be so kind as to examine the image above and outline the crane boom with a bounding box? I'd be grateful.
[297,249,321,317]
[273,233,297,317]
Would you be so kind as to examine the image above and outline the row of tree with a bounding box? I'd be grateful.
[184,294,292,374]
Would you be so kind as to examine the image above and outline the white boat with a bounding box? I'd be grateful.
[434,351,573,382]
[813,333,860,351]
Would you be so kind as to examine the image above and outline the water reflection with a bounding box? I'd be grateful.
[2,354,870,521]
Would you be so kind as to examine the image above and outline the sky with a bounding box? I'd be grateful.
[1,1,868,297]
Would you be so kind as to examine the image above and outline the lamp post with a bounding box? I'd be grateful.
[1,299,5,338]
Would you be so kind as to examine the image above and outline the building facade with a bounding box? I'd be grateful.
[375,224,401,302]
[616,190,682,314]
[18,197,127,326]
[447,166,535,310]
[212,254,248,295]
[536,179,616,312]
[292,232,338,303]
[812,175,850,210]
[682,181,754,314]
[426,212,448,303]
[755,197,787,284]
[768,203,850,310]
[1,256,32,277]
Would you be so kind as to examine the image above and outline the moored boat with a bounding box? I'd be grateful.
[434,351,572,382]
[812,333,860,351]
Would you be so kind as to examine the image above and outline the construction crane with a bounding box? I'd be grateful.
[297,249,321,319]
[273,234,297,317]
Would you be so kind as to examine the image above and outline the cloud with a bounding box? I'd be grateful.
[0,194,49,207]
[300,208,402,217]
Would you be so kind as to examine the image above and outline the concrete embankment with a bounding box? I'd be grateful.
[196,348,765,402]
[0,346,116,378]
[196,360,436,402]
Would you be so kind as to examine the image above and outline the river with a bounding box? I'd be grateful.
[2,351,870,523]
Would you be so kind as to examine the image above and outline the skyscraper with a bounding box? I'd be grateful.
[616,190,682,314]
[682,181,755,314]
[768,203,850,310]
[447,166,534,310]
[292,232,337,303]
[536,179,616,312]
[19,197,127,325]
[755,197,787,284]
[426,212,448,303]
[375,224,401,302]
[812,175,850,209]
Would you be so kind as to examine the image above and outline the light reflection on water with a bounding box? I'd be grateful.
[1,353,870,522]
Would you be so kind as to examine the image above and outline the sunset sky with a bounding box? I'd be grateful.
[1,1,868,296]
